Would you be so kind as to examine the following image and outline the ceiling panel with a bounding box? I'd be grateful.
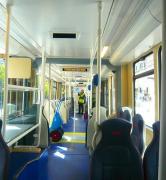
[9,0,111,58]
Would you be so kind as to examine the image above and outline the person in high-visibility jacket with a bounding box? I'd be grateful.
[78,89,86,114]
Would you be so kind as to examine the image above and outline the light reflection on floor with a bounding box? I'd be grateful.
[53,132,85,144]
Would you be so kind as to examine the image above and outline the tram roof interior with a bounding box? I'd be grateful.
[0,0,163,145]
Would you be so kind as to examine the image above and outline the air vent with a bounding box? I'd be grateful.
[53,33,76,39]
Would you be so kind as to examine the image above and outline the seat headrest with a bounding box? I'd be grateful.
[0,119,2,131]
[91,106,107,124]
[152,121,160,139]
[117,107,123,117]
[99,118,132,146]
[123,110,131,122]
[132,114,144,130]
[117,107,131,122]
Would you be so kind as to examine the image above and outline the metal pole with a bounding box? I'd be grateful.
[2,5,11,136]
[88,80,90,116]
[96,1,102,124]
[41,47,46,106]
[108,76,111,116]
[37,47,46,146]
[90,60,93,110]
[22,79,25,115]
[48,63,51,122]
[65,74,67,106]
[158,0,166,179]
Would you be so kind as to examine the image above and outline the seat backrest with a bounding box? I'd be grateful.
[131,114,145,155]
[143,121,160,180]
[0,120,10,180]
[90,118,144,180]
[86,106,107,152]
[43,99,55,125]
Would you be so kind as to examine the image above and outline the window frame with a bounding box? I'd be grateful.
[158,46,162,114]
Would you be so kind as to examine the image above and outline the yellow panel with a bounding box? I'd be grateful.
[8,57,31,79]
[121,63,133,108]
[146,128,153,146]
[10,147,41,153]
[127,63,133,107]
[121,65,128,106]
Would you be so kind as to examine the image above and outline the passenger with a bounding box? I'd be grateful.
[78,89,86,114]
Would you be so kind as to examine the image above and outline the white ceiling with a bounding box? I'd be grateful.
[1,0,113,59]
[0,0,163,66]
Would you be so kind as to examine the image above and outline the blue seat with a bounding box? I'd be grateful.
[90,118,144,180]
[117,107,132,122]
[0,119,10,180]
[131,114,145,155]
[117,107,123,117]
[123,109,132,122]
[143,121,160,180]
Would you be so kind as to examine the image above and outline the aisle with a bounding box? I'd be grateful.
[17,114,90,180]
[36,143,89,180]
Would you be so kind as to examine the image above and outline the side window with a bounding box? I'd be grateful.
[134,53,155,127]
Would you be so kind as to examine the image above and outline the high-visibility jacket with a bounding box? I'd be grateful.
[78,93,85,104]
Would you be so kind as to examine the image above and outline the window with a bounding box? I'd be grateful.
[134,53,155,127]
[3,60,40,144]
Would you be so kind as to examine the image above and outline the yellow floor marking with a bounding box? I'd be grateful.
[53,140,85,144]
[52,132,86,144]
[64,132,85,136]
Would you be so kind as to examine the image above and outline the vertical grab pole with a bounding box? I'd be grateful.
[158,0,166,179]
[37,47,46,146]
[96,1,102,124]
[88,79,90,116]
[65,73,67,106]
[108,76,111,117]
[90,59,93,111]
[48,63,51,122]
[41,47,46,107]
[92,1,102,150]
[2,5,11,137]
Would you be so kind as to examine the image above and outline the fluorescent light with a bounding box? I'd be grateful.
[101,46,108,58]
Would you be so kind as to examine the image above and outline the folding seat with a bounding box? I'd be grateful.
[143,121,160,180]
[131,114,145,155]
[0,119,10,180]
[90,118,144,180]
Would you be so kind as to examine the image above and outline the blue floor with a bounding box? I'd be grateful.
[63,114,87,132]
[9,152,40,180]
[16,114,90,180]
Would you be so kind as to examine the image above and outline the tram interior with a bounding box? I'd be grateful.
[0,0,163,179]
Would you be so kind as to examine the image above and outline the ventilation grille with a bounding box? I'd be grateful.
[53,33,76,39]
